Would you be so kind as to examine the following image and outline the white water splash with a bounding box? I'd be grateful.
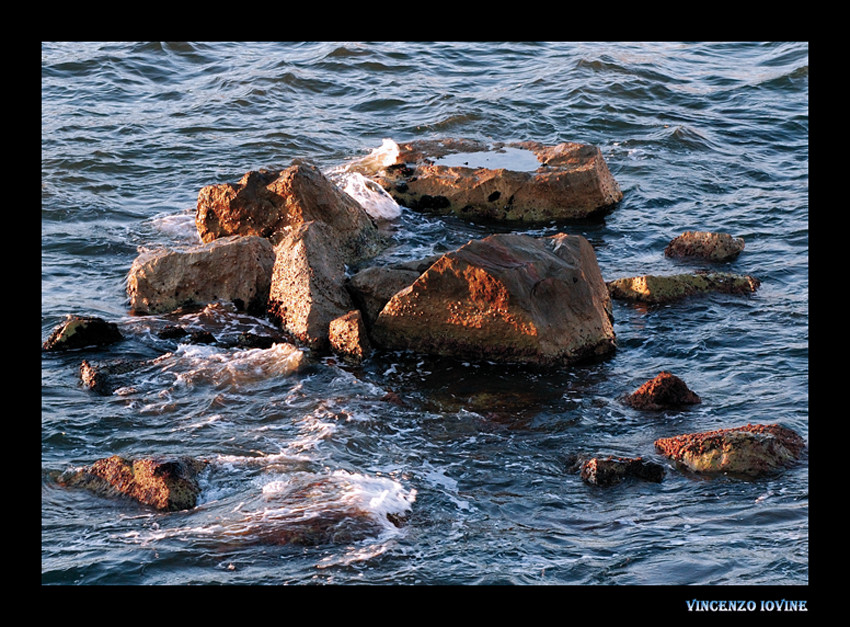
[327,139,403,221]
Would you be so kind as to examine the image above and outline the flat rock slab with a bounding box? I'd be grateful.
[654,424,806,477]
[371,138,623,223]
[607,272,760,305]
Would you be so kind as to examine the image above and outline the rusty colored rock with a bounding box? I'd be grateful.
[371,138,622,223]
[625,371,701,411]
[580,456,665,486]
[196,162,386,264]
[665,230,745,262]
[42,315,123,351]
[370,232,616,365]
[57,455,208,511]
[654,424,806,477]
[329,309,371,364]
[606,271,760,305]
[126,235,276,315]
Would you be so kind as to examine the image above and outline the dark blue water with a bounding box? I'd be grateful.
[41,42,808,592]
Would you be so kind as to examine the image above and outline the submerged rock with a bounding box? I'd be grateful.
[624,371,701,411]
[42,315,123,351]
[579,455,665,486]
[606,271,760,305]
[370,232,617,365]
[79,357,163,395]
[664,230,745,262]
[654,424,806,477]
[126,235,276,316]
[371,138,623,223]
[196,162,387,264]
[57,455,208,511]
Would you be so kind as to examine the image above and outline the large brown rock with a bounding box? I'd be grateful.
[196,162,386,264]
[654,424,806,477]
[371,138,622,223]
[57,455,208,511]
[126,235,276,315]
[267,221,356,350]
[607,271,760,305]
[370,232,617,365]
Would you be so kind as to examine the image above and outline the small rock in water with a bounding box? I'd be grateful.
[624,371,701,411]
[42,315,123,351]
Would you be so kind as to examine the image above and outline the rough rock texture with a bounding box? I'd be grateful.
[345,255,441,326]
[42,315,123,351]
[372,138,623,223]
[370,232,617,365]
[267,221,355,350]
[126,235,276,315]
[579,456,665,486]
[329,310,371,364]
[607,271,760,305]
[654,424,806,477]
[57,455,208,511]
[624,371,701,411]
[665,231,745,262]
[196,163,386,264]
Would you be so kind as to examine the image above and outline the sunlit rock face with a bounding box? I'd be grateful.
[654,424,806,477]
[42,315,123,351]
[606,271,760,305]
[664,230,745,263]
[624,371,701,411]
[370,138,623,223]
[370,232,617,366]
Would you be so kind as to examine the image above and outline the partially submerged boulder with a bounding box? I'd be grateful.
[624,371,701,411]
[665,230,745,262]
[126,235,276,316]
[607,271,760,305]
[329,309,371,364]
[579,455,665,486]
[370,232,617,366]
[654,424,806,477]
[196,162,387,264]
[80,357,163,395]
[267,221,356,350]
[371,138,623,223]
[57,455,208,511]
[42,315,123,351]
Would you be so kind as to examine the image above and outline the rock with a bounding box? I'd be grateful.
[126,235,276,315]
[370,232,617,366]
[371,138,622,223]
[329,310,371,364]
[267,221,355,350]
[606,271,760,305]
[57,455,208,511]
[579,456,665,486]
[196,162,387,264]
[42,315,123,351]
[80,357,162,395]
[624,371,701,411]
[665,231,745,262]
[345,255,441,326]
[654,424,806,477]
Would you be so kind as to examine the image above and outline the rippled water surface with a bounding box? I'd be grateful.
[42,42,809,593]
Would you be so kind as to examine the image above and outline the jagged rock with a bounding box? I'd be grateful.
[329,310,371,364]
[42,315,123,351]
[80,357,163,395]
[665,231,745,262]
[372,138,622,223]
[126,235,275,315]
[606,271,760,305]
[196,162,387,264]
[624,371,701,411]
[579,456,665,486]
[654,424,806,477]
[267,221,355,350]
[57,455,208,511]
[370,232,616,365]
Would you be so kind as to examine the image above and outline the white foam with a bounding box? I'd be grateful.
[327,138,403,221]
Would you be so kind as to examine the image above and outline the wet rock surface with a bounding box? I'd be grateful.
[665,231,745,262]
[577,455,666,486]
[624,371,701,411]
[607,271,760,305]
[42,315,123,351]
[654,424,806,477]
[371,138,623,223]
[57,455,208,511]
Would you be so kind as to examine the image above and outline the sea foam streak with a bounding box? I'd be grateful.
[327,138,402,221]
